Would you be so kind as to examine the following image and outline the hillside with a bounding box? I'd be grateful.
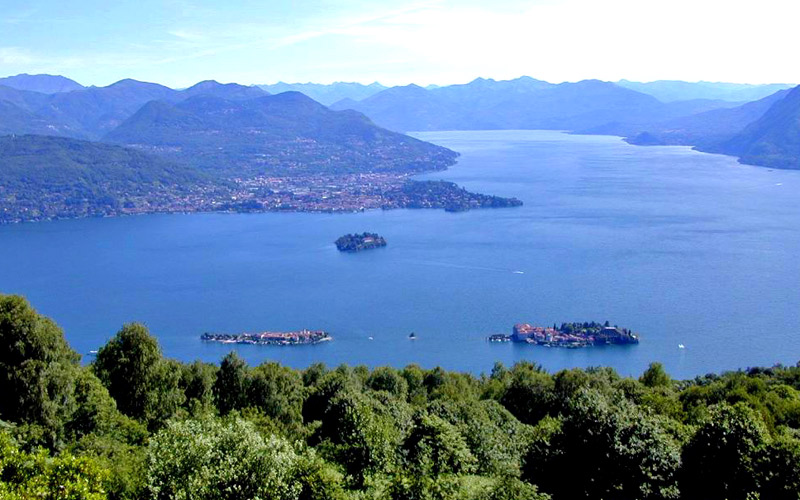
[714,85,800,169]
[331,77,737,132]
[624,89,791,148]
[105,91,458,175]
[39,79,177,138]
[0,73,84,94]
[0,134,208,222]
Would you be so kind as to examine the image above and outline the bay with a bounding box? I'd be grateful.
[1,130,799,378]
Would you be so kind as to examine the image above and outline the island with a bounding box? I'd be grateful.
[335,232,387,252]
[200,329,331,345]
[490,321,639,347]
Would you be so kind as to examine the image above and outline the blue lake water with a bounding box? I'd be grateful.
[2,130,799,379]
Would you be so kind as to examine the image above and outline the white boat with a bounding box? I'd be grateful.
[678,344,685,349]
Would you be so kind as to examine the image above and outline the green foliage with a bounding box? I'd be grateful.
[248,362,305,427]
[0,135,207,223]
[0,432,109,499]
[402,412,476,477]
[427,399,532,476]
[8,295,800,499]
[640,362,672,388]
[681,402,770,500]
[213,351,250,415]
[146,417,301,500]
[67,433,146,500]
[0,295,80,442]
[179,360,218,415]
[92,323,184,428]
[499,362,554,425]
[478,476,550,500]
[525,389,681,500]
[760,433,800,500]
[367,367,409,399]
[313,391,402,487]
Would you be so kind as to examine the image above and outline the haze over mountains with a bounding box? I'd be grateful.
[257,82,387,106]
[329,77,749,133]
[616,80,794,103]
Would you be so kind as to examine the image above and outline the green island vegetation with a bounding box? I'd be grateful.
[2,293,800,499]
[335,233,388,252]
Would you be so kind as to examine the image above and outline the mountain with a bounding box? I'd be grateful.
[626,89,791,148]
[0,74,84,94]
[713,85,800,169]
[0,134,206,222]
[0,80,269,140]
[0,85,82,137]
[331,77,735,133]
[257,82,386,105]
[39,79,177,138]
[104,91,457,176]
[177,80,267,101]
[617,80,795,103]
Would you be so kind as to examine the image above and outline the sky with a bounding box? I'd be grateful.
[1,0,798,88]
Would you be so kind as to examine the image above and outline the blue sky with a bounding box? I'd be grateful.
[2,0,797,88]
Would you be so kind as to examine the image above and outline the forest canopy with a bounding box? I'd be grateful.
[1,293,800,500]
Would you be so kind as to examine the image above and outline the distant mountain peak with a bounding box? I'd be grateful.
[107,78,169,90]
[0,73,84,94]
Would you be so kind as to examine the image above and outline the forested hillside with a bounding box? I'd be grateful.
[1,294,799,500]
[713,85,800,169]
[105,91,458,176]
[0,135,210,222]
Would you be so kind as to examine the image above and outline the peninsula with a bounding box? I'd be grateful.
[490,321,639,347]
[201,329,331,345]
[335,232,387,252]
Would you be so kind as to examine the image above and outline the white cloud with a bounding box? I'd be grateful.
[0,47,34,65]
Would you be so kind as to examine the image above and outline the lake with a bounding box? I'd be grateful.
[2,130,799,379]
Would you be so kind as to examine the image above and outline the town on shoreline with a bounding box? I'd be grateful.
[1,173,523,224]
[489,322,639,348]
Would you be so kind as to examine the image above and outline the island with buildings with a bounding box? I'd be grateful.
[490,321,639,347]
[335,232,387,252]
[201,329,331,346]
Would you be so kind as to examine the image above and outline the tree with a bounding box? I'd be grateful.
[65,368,119,441]
[760,434,800,500]
[247,362,305,427]
[402,411,476,477]
[312,390,401,488]
[525,389,681,500]
[213,351,249,415]
[479,476,550,500]
[499,362,555,425]
[640,362,672,388]
[146,417,300,500]
[0,295,81,445]
[681,402,770,500]
[0,431,109,500]
[179,361,218,414]
[93,323,183,427]
[367,366,409,399]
